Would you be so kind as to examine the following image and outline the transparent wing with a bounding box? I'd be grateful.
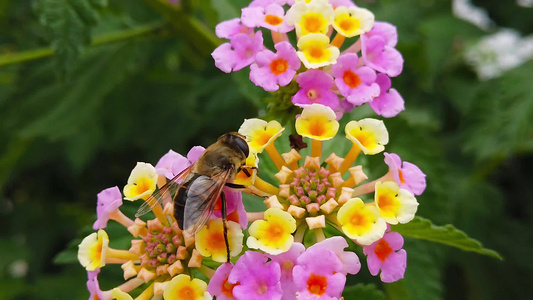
[183,169,233,235]
[135,165,193,218]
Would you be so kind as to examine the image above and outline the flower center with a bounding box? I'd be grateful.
[288,166,335,207]
[398,169,406,184]
[336,14,360,34]
[343,70,362,88]
[377,190,398,214]
[222,279,237,296]
[141,225,182,271]
[178,286,196,300]
[257,283,268,295]
[375,239,393,261]
[307,273,328,295]
[270,58,289,75]
[307,88,319,100]
[301,13,328,34]
[265,14,283,26]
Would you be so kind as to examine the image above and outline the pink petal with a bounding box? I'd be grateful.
[401,161,426,195]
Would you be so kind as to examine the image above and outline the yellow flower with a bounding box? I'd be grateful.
[234,152,258,186]
[345,119,389,155]
[337,198,387,245]
[295,104,339,141]
[112,288,133,300]
[375,181,418,224]
[333,6,374,37]
[123,162,158,201]
[296,33,340,69]
[78,229,109,271]
[286,0,334,37]
[247,208,297,255]
[163,274,211,300]
[195,219,244,263]
[238,119,284,153]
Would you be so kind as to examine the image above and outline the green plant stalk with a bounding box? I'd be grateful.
[144,0,221,55]
[0,20,167,67]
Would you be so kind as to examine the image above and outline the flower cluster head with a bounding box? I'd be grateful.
[77,1,428,298]
[236,104,426,288]
[212,0,405,118]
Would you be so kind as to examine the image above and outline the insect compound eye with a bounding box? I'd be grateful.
[232,135,249,158]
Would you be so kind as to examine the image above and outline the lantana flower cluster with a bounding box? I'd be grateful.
[76,1,426,299]
[212,0,405,118]
[78,105,425,299]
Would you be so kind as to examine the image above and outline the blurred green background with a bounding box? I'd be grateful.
[0,0,531,299]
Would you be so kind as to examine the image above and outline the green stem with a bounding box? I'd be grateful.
[0,20,167,67]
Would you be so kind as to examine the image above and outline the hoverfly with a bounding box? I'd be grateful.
[136,132,255,262]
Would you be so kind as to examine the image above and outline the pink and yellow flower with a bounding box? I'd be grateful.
[164,274,211,300]
[123,162,158,201]
[195,219,244,263]
[296,33,340,69]
[337,198,387,245]
[332,6,374,38]
[345,119,389,155]
[285,0,334,37]
[374,181,418,224]
[247,208,297,255]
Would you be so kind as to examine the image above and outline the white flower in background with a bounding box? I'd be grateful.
[464,29,533,80]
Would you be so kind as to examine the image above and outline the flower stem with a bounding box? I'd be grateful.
[136,282,155,300]
[106,248,139,262]
[253,177,280,195]
[272,31,289,44]
[294,223,307,243]
[331,34,345,48]
[311,139,322,159]
[199,265,216,279]
[116,278,145,293]
[314,228,325,243]
[110,210,135,228]
[0,21,166,67]
[265,143,286,170]
[338,144,361,174]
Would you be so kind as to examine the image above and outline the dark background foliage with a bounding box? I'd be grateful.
[0,0,531,299]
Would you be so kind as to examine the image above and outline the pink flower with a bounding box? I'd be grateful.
[249,0,294,7]
[307,236,361,275]
[329,0,357,8]
[208,263,237,300]
[292,70,340,110]
[293,247,346,299]
[250,41,301,92]
[361,34,403,77]
[228,251,283,300]
[269,242,305,299]
[212,31,264,73]
[331,53,380,106]
[212,187,248,229]
[155,149,184,179]
[384,152,426,195]
[93,187,123,230]
[368,73,405,118]
[86,270,106,300]
[241,3,293,33]
[363,226,407,283]
[364,21,398,47]
[170,146,205,178]
[216,18,253,39]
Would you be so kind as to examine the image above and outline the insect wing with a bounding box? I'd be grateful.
[183,169,233,235]
[135,165,193,218]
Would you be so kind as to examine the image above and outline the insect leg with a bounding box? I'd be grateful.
[224,182,247,189]
[220,191,231,263]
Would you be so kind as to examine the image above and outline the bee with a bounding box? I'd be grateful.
[136,132,254,263]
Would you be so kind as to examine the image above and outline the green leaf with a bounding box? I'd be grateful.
[343,283,386,300]
[391,217,502,260]
[33,0,106,78]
